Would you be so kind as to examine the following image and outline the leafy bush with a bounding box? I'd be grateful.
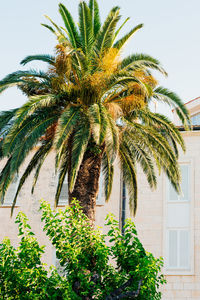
[0,200,166,299]
[0,212,67,299]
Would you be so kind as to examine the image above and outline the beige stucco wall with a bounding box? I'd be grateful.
[0,151,121,267]
[128,131,200,299]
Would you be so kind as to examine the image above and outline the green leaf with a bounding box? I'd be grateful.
[89,0,101,37]
[114,23,143,50]
[78,1,94,56]
[69,120,91,192]
[20,54,55,66]
[95,6,120,54]
[59,4,81,48]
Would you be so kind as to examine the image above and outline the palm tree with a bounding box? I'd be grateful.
[0,0,190,223]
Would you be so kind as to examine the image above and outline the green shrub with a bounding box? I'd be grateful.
[0,212,67,299]
[0,200,166,299]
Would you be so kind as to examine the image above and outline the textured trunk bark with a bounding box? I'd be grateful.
[68,147,103,224]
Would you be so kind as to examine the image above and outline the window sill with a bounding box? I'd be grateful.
[164,269,194,276]
[0,205,20,208]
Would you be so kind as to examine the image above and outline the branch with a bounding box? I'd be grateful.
[105,279,143,300]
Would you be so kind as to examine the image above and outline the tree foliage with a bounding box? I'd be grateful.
[0,0,190,216]
[0,200,166,299]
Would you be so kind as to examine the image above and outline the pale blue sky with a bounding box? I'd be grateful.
[0,0,199,113]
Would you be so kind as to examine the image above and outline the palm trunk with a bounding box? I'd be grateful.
[68,147,103,224]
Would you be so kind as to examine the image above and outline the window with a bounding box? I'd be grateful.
[52,248,65,276]
[58,177,68,206]
[165,164,192,273]
[51,171,105,206]
[191,113,200,125]
[51,173,68,206]
[1,175,19,206]
[96,171,105,206]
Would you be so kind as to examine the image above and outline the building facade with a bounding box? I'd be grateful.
[1,97,200,299]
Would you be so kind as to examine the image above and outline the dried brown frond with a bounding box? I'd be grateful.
[40,122,57,141]
[104,102,122,120]
[48,44,74,92]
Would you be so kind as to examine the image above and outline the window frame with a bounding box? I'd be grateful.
[1,174,20,207]
[191,112,200,125]
[163,160,194,275]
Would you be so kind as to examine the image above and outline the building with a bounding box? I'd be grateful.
[1,97,200,299]
[133,97,200,299]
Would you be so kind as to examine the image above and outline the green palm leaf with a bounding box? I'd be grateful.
[59,4,81,49]
[55,153,69,207]
[69,121,91,192]
[95,6,120,55]
[11,140,52,215]
[153,87,191,128]
[102,151,114,201]
[20,54,55,66]
[119,145,137,215]
[120,54,167,76]
[114,23,143,50]
[89,0,101,37]
[55,106,80,151]
[79,1,94,56]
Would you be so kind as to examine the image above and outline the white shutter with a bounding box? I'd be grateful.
[168,165,189,202]
[180,165,189,201]
[167,203,190,228]
[51,173,68,206]
[179,230,190,268]
[3,175,19,206]
[59,181,68,205]
[167,230,190,270]
[166,163,191,272]
[168,230,178,268]
[96,172,105,206]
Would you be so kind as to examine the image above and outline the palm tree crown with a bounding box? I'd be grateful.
[0,0,190,221]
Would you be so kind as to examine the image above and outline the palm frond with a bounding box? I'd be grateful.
[55,106,80,151]
[138,109,185,151]
[31,146,51,194]
[89,0,101,37]
[102,151,114,201]
[105,113,119,163]
[59,4,81,48]
[0,108,18,137]
[0,70,50,89]
[44,15,66,42]
[55,153,69,207]
[88,103,101,144]
[95,6,120,55]
[114,17,130,40]
[78,1,94,56]
[153,87,191,128]
[20,54,55,66]
[3,112,58,170]
[69,120,91,192]
[11,140,52,215]
[123,131,157,189]
[119,145,137,215]
[120,54,167,76]
[41,23,56,34]
[114,23,143,50]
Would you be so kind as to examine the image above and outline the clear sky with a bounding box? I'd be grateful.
[0,0,200,114]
